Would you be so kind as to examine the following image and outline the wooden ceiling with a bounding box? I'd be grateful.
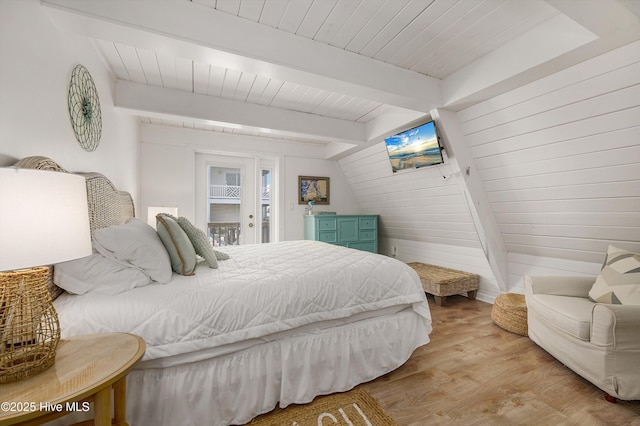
[193,0,557,79]
[43,0,640,156]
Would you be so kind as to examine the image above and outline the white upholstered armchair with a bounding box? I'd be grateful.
[524,275,640,402]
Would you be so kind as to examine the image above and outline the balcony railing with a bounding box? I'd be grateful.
[209,185,270,200]
[210,184,240,198]
[208,221,270,246]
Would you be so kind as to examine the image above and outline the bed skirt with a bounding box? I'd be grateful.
[46,307,429,426]
[133,307,428,425]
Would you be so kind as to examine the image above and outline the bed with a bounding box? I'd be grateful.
[16,157,432,426]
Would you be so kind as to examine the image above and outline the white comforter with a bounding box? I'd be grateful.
[54,240,430,362]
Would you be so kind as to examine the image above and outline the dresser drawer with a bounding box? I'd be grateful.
[317,218,337,231]
[359,230,375,241]
[318,231,337,243]
[359,217,376,229]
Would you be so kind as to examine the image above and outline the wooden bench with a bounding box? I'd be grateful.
[407,262,479,306]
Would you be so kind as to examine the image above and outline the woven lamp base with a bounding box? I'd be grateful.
[0,267,60,383]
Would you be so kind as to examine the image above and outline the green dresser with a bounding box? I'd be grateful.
[304,215,378,253]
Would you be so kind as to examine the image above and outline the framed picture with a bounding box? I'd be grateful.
[298,176,330,205]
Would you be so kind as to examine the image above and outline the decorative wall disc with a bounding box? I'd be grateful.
[67,64,102,152]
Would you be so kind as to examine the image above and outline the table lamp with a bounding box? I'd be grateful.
[0,167,91,383]
[147,206,178,227]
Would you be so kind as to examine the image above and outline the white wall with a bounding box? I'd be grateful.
[458,39,640,288]
[338,144,478,246]
[338,40,640,301]
[282,154,360,241]
[0,0,139,196]
[337,141,501,302]
[140,124,360,242]
[383,238,499,303]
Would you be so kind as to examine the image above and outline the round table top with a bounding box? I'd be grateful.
[0,333,145,424]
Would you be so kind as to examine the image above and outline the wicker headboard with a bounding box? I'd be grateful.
[13,156,135,235]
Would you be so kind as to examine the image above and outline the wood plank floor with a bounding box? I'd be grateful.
[360,295,640,426]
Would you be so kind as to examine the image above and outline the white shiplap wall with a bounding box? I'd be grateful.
[338,143,477,246]
[337,140,501,301]
[339,40,640,299]
[458,39,640,268]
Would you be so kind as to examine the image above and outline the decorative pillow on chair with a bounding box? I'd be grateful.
[175,216,218,269]
[589,245,640,305]
[156,214,197,275]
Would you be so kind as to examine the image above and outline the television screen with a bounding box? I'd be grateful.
[384,120,443,173]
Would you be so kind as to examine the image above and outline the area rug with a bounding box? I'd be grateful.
[247,388,398,426]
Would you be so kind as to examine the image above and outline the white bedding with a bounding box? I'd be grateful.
[15,158,432,426]
[54,240,431,365]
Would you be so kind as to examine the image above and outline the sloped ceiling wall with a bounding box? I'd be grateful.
[458,40,640,264]
[340,40,640,266]
[338,144,479,249]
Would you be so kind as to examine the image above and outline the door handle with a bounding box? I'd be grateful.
[249,223,254,228]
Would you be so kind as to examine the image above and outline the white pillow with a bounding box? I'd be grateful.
[54,253,151,295]
[92,218,172,283]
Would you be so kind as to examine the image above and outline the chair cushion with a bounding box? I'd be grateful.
[528,294,594,341]
[589,245,640,305]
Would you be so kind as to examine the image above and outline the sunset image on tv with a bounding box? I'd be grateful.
[384,121,443,172]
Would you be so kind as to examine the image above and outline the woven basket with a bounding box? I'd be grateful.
[407,262,479,296]
[491,293,528,336]
[0,268,60,383]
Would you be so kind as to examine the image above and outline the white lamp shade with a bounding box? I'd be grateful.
[147,206,178,227]
[0,168,92,271]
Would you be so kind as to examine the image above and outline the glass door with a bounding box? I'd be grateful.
[260,167,272,243]
[195,154,257,246]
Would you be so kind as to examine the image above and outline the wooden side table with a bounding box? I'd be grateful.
[0,333,145,426]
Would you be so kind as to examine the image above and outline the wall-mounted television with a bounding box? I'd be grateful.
[384,120,443,173]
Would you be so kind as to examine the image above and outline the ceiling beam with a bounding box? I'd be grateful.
[442,14,597,109]
[115,80,366,146]
[141,124,329,160]
[42,0,442,113]
[326,109,430,160]
[442,9,640,110]
[546,0,639,36]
